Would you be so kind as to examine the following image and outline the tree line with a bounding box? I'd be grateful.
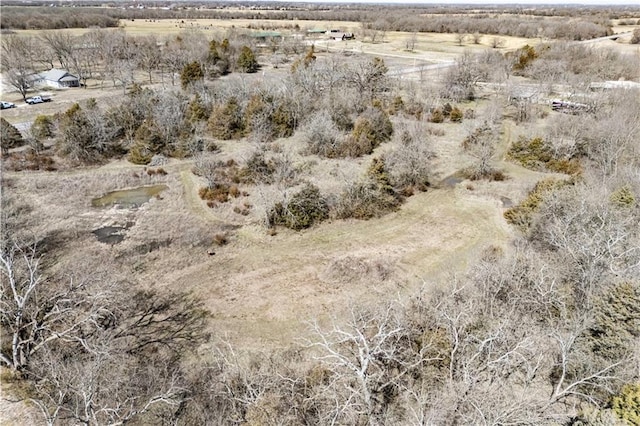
[1,4,624,41]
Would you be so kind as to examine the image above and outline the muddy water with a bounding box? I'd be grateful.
[439,171,465,188]
[92,224,129,245]
[91,185,168,208]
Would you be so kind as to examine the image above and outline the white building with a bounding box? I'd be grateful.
[39,69,79,88]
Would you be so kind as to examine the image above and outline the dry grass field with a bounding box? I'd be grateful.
[3,100,548,352]
[3,17,636,350]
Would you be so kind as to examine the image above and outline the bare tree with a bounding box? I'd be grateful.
[491,37,505,49]
[532,182,640,308]
[136,35,161,84]
[384,121,435,190]
[306,304,429,425]
[0,242,112,371]
[0,36,37,101]
[461,122,501,179]
[405,32,418,51]
[442,51,488,101]
[455,31,467,46]
[344,57,389,108]
[40,32,74,70]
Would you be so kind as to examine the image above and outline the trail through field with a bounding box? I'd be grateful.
[179,166,226,225]
[168,184,513,347]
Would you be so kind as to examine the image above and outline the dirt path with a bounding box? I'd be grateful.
[178,164,224,225]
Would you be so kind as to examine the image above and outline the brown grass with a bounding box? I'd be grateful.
[1,30,588,352]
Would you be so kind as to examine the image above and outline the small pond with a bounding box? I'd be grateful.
[92,222,134,245]
[91,185,168,208]
[439,171,465,188]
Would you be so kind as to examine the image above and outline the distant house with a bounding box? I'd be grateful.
[307,29,327,39]
[326,30,355,41]
[40,69,79,88]
[250,31,282,43]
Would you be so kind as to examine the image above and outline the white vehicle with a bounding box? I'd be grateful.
[1,101,16,109]
[25,95,52,105]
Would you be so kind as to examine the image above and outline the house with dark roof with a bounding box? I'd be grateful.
[40,69,79,88]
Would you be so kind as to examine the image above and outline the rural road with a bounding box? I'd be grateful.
[579,31,633,44]
[387,61,455,77]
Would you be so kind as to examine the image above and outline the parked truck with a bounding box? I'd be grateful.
[25,95,52,105]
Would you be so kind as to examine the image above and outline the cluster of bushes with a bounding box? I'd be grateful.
[207,95,296,142]
[504,178,569,232]
[335,158,403,220]
[24,90,200,166]
[29,85,289,166]
[508,136,582,175]
[523,42,639,83]
[303,107,393,158]
[388,96,424,120]
[511,44,539,74]
[267,158,404,231]
[199,184,243,208]
[193,157,246,207]
[429,103,465,123]
[181,39,258,83]
[2,149,56,172]
[0,118,23,155]
[268,183,329,230]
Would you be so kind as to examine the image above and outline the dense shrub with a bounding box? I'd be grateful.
[181,61,204,89]
[508,136,581,175]
[340,108,393,157]
[0,118,24,155]
[208,98,244,140]
[271,103,296,138]
[244,95,296,142]
[199,183,240,205]
[429,109,445,123]
[504,178,568,232]
[511,45,538,74]
[449,107,464,122]
[268,183,329,230]
[56,103,119,164]
[186,94,210,123]
[609,186,635,208]
[241,151,274,184]
[587,282,640,362]
[31,115,55,140]
[335,158,402,220]
[127,141,153,165]
[611,383,640,424]
[237,46,259,73]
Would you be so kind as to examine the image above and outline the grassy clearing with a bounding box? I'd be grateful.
[3,112,519,349]
[2,21,605,351]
